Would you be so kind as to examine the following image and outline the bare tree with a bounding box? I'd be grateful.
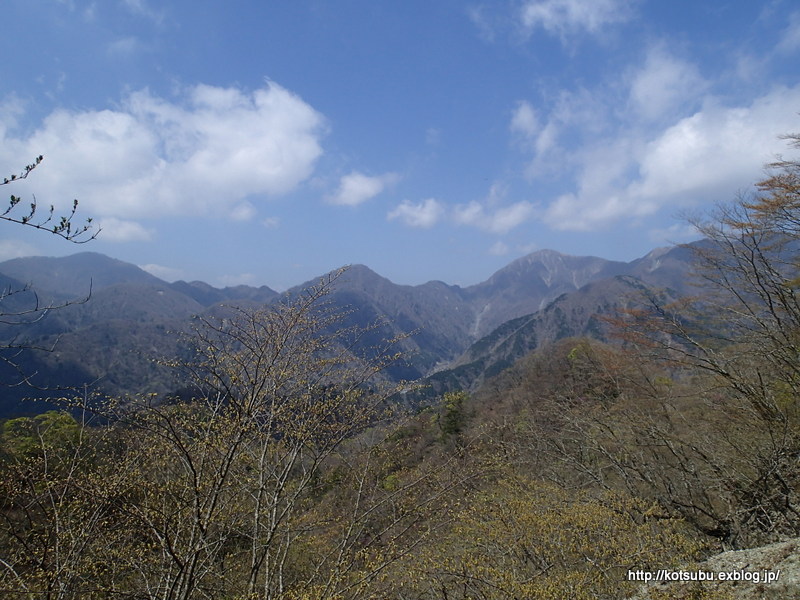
[568,133,800,547]
[1,156,95,243]
[0,156,97,387]
[93,270,459,600]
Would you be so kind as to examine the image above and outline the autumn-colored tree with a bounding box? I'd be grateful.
[590,132,800,547]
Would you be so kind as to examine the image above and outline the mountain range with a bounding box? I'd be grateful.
[0,244,701,417]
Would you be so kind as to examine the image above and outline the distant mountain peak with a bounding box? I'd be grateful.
[641,246,672,262]
[0,252,163,298]
[501,248,611,272]
[527,248,570,259]
[344,263,381,276]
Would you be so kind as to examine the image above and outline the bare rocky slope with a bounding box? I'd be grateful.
[631,538,800,599]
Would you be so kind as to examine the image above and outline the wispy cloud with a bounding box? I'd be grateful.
[95,218,152,242]
[626,45,707,122]
[507,38,800,232]
[388,198,444,228]
[519,0,635,41]
[454,200,535,234]
[0,240,38,261]
[262,216,280,229]
[467,5,498,42]
[510,100,540,139]
[328,171,399,206]
[777,11,800,54]
[488,241,510,256]
[0,94,26,133]
[139,262,185,281]
[120,0,164,25]
[108,36,144,57]
[648,223,701,245]
[230,202,257,221]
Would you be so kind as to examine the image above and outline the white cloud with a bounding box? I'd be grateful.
[518,242,539,254]
[0,81,325,232]
[630,94,795,200]
[648,223,701,245]
[453,201,482,226]
[121,0,146,12]
[519,0,634,40]
[121,0,164,24]
[108,36,143,57]
[510,100,540,138]
[490,202,536,233]
[778,11,800,54]
[328,171,399,206]
[517,87,605,179]
[82,3,97,21]
[139,263,185,281]
[545,191,631,230]
[262,216,279,228]
[230,202,256,221]
[507,34,800,233]
[454,200,535,234]
[388,198,444,228]
[467,6,497,42]
[0,95,25,135]
[628,46,707,121]
[486,181,508,205]
[543,85,800,230]
[95,217,152,242]
[425,127,442,146]
[0,239,38,261]
[489,241,510,256]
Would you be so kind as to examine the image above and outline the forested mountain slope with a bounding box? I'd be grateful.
[0,243,698,416]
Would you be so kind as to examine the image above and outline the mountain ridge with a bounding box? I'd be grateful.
[0,244,700,416]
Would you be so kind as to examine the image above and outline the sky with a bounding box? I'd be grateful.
[1,0,800,290]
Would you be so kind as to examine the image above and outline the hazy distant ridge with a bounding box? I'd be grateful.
[0,245,698,415]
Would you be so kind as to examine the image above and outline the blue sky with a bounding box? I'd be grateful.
[2,0,800,289]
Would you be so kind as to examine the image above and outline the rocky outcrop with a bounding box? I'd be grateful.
[631,538,800,599]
